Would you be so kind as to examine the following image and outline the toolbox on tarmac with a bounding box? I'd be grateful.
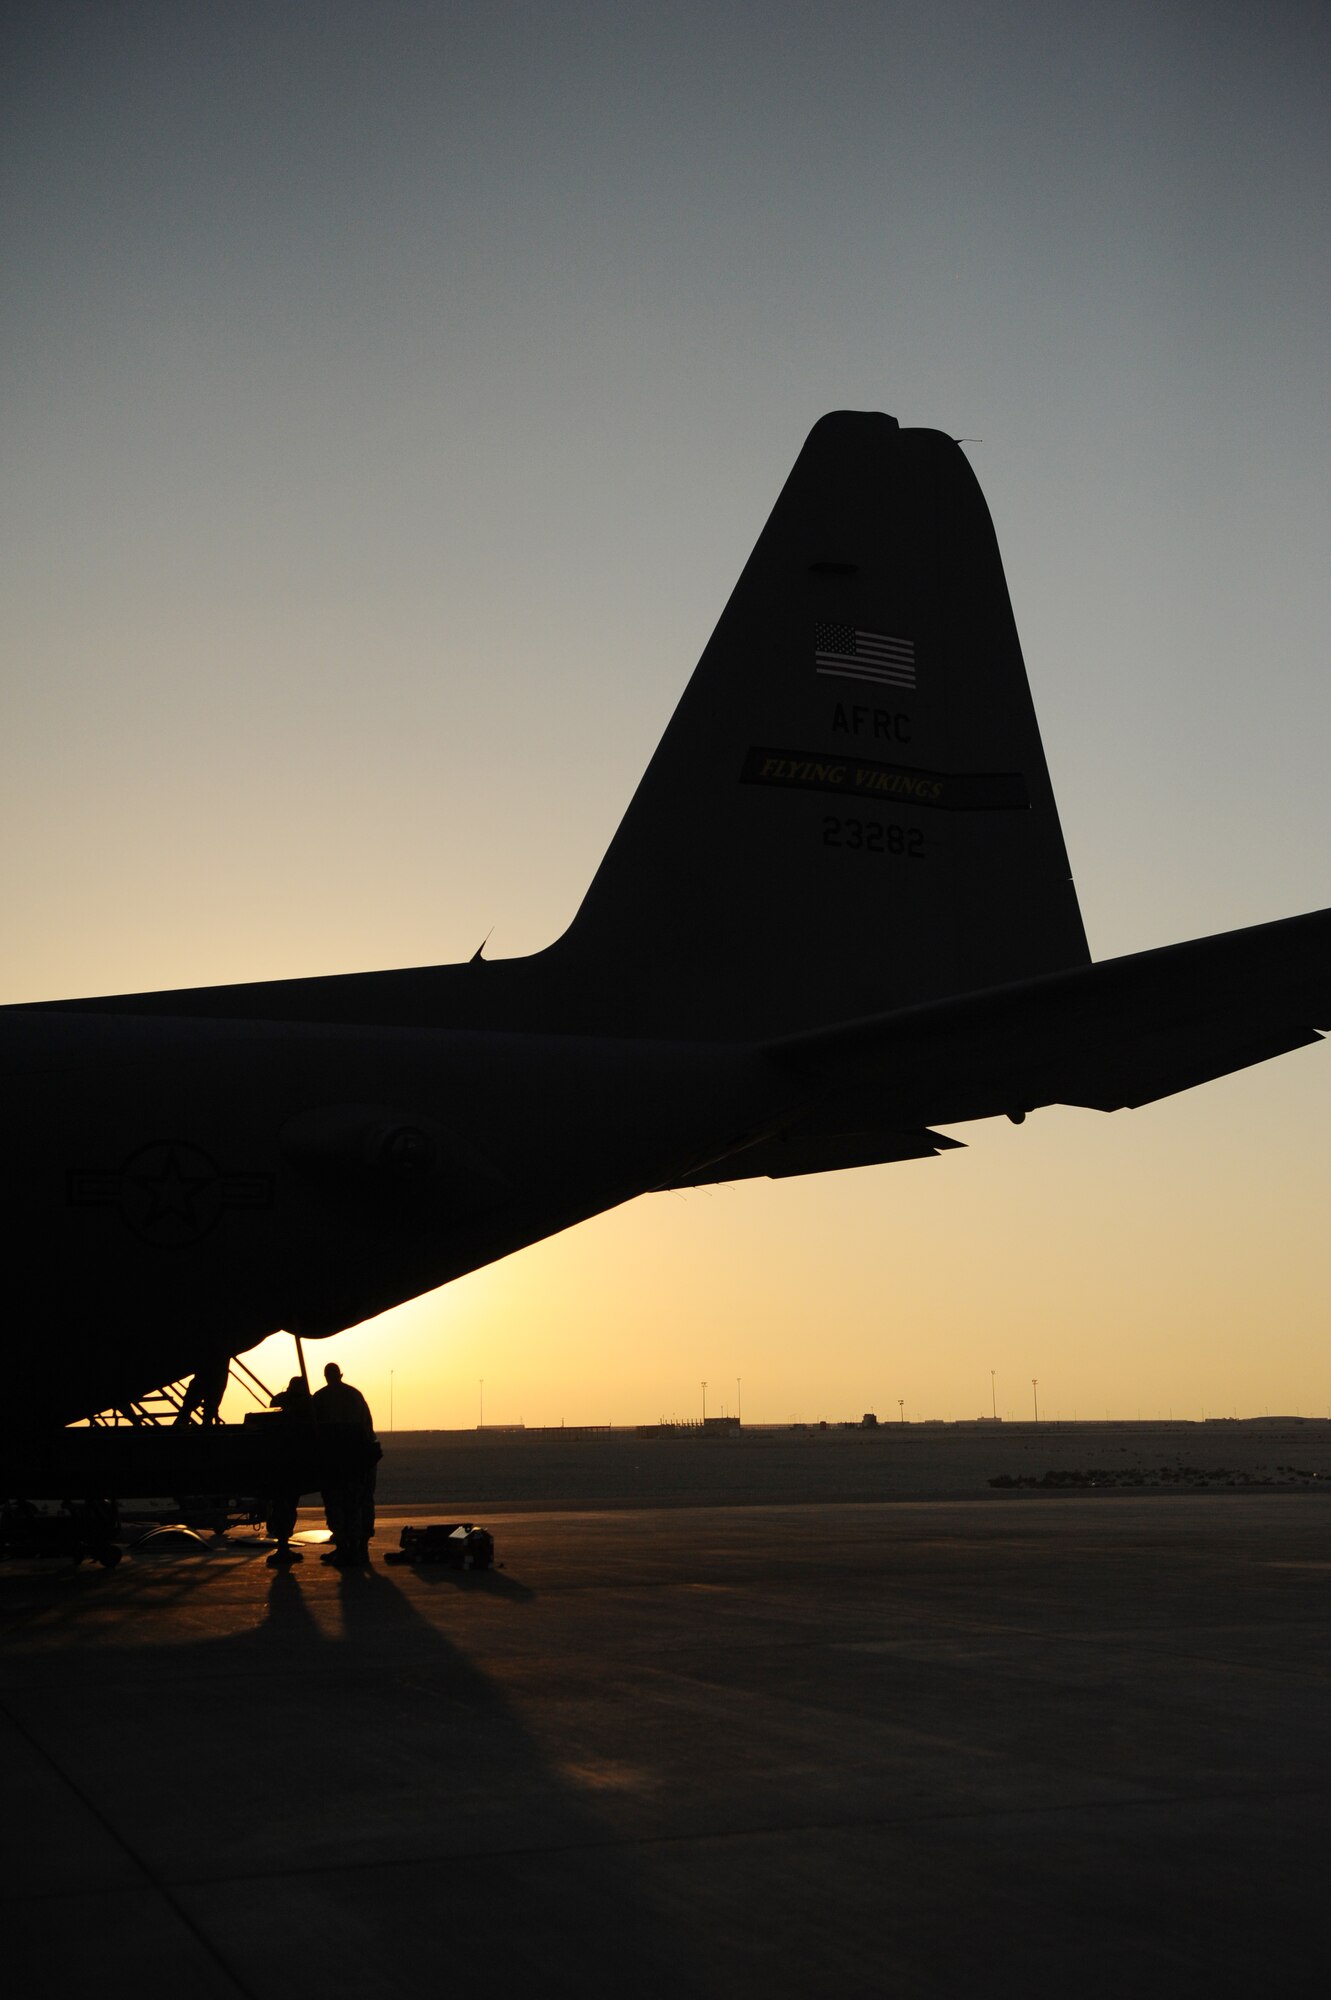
[385,1523,494,1569]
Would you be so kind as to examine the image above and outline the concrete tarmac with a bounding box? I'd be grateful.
[5,1442,1331,1996]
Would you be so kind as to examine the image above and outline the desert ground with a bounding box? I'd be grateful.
[374,1415,1331,1511]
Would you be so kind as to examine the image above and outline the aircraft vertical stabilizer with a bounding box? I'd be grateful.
[556,412,1089,1039]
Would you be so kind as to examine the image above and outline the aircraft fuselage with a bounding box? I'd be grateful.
[1,1008,773,1426]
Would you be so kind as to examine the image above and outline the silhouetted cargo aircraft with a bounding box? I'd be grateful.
[4,414,1328,1428]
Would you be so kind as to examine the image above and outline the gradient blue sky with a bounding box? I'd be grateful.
[3,2,1328,1425]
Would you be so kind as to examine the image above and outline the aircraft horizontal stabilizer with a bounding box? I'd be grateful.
[660,1127,964,1188]
[769,907,1331,1124]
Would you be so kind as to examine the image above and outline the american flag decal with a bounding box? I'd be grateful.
[813,623,916,689]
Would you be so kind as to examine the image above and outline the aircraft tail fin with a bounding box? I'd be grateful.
[550,411,1089,1039]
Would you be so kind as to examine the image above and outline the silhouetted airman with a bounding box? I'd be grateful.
[312,1362,379,1565]
[173,1351,230,1426]
[265,1374,312,1566]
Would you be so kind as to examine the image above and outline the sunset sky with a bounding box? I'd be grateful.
[4,2,1328,1427]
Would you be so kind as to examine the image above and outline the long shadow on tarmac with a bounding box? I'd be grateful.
[1,1547,693,1999]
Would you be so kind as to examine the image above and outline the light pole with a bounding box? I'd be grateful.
[1031,1377,1039,1423]
[701,1380,707,1423]
[898,1398,905,1425]
[479,1378,484,1428]
[737,1376,742,1426]
[990,1370,996,1420]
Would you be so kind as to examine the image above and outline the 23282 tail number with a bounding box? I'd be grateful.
[822,816,925,861]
